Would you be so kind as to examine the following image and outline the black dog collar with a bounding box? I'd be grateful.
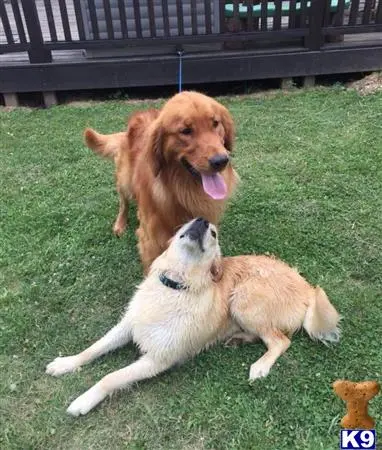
[159,272,188,291]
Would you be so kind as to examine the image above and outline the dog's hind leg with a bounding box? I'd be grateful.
[230,285,291,380]
[46,316,132,377]
[248,330,291,380]
[66,355,171,416]
[113,177,131,236]
[113,189,129,237]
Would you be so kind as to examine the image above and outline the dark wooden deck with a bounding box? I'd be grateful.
[1,0,382,105]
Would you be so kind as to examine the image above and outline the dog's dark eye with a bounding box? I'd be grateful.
[211,230,216,238]
[213,120,219,128]
[180,127,193,135]
[180,234,185,239]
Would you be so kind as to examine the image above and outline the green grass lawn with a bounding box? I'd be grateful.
[1,88,381,450]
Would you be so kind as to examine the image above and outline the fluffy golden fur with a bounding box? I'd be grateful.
[46,218,340,416]
[84,91,238,272]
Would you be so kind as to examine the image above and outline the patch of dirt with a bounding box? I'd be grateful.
[63,98,165,107]
[0,106,33,112]
[63,100,98,107]
[347,72,382,95]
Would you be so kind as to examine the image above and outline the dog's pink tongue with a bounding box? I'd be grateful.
[201,173,227,200]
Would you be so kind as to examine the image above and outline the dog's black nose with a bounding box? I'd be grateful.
[209,154,229,172]
[196,217,209,227]
[184,218,209,241]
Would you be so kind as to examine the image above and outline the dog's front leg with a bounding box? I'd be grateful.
[66,355,171,416]
[46,315,132,377]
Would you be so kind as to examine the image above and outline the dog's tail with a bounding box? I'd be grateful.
[84,128,126,160]
[303,286,340,344]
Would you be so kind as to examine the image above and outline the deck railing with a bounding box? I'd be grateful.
[1,0,382,63]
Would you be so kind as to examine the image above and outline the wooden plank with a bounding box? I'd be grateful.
[232,0,240,26]
[20,0,52,62]
[43,0,58,42]
[176,0,184,35]
[0,0,14,44]
[191,0,198,35]
[103,0,115,39]
[376,0,382,23]
[162,0,170,37]
[0,49,84,64]
[58,0,72,41]
[10,0,27,44]
[323,0,331,26]
[219,0,226,32]
[300,0,309,28]
[147,0,156,37]
[274,0,282,30]
[349,0,360,25]
[246,0,254,31]
[363,0,373,24]
[88,0,99,40]
[132,0,142,38]
[73,0,86,40]
[204,0,212,34]
[117,0,128,38]
[324,23,382,33]
[333,0,346,26]
[289,0,297,29]
[260,0,268,31]
[306,0,326,49]
[0,43,29,53]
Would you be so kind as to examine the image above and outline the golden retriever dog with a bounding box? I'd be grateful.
[84,91,238,272]
[46,218,340,416]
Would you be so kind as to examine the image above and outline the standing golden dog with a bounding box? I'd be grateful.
[84,91,238,272]
[46,218,340,417]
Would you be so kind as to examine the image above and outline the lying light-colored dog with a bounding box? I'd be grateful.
[46,218,340,416]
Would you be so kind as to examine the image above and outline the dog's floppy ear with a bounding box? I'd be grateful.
[219,104,235,153]
[147,119,165,177]
[210,257,223,282]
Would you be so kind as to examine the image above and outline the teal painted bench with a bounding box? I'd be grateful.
[224,0,351,45]
[224,0,351,18]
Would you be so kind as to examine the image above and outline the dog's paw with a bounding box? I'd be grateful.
[67,385,106,417]
[46,356,80,376]
[113,219,127,237]
[249,361,270,381]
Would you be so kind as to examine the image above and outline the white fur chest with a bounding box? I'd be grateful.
[125,277,223,364]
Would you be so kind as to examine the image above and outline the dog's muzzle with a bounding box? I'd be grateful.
[183,217,209,251]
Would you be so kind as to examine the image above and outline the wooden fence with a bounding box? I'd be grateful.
[1,0,382,63]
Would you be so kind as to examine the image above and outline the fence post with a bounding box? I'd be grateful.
[20,0,52,63]
[305,0,326,50]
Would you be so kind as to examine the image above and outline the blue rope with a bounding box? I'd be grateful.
[177,50,184,92]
